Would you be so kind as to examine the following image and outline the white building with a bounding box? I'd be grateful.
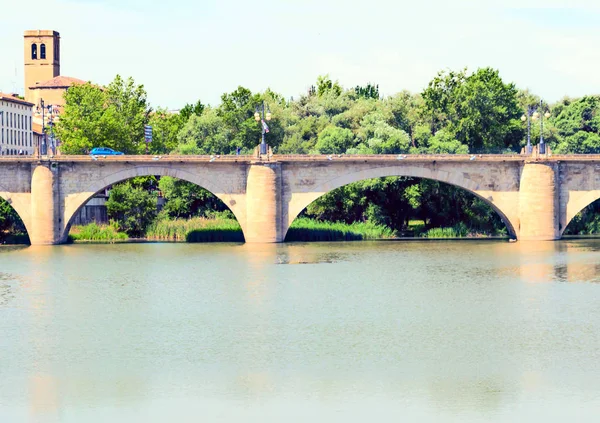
[0,93,34,156]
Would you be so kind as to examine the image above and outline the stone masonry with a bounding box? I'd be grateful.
[1,154,600,244]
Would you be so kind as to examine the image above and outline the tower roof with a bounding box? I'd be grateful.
[24,30,60,37]
[30,76,86,90]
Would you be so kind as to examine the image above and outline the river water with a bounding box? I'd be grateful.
[1,240,600,422]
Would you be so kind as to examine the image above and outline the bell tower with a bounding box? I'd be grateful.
[24,30,60,104]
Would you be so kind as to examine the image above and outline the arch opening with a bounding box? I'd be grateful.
[285,174,517,242]
[64,174,245,243]
[31,43,37,60]
[563,197,600,236]
[40,43,46,59]
[0,196,30,245]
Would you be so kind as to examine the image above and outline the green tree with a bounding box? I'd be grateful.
[179,100,205,123]
[55,81,106,154]
[552,96,600,153]
[106,182,157,237]
[56,75,151,154]
[422,67,523,152]
[0,199,26,241]
[425,129,469,154]
[315,126,355,154]
[158,177,229,218]
[176,109,232,154]
[355,83,379,99]
[316,75,342,97]
[148,108,186,154]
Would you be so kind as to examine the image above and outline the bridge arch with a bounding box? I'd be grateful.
[61,166,247,242]
[0,186,32,240]
[561,191,600,237]
[284,165,519,240]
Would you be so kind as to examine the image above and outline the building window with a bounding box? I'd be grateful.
[32,44,37,60]
[41,44,46,59]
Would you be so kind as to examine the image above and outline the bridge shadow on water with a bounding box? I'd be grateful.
[284,228,364,242]
[185,228,245,243]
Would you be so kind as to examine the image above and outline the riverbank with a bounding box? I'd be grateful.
[65,217,507,243]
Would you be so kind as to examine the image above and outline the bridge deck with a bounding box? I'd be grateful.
[1,154,600,163]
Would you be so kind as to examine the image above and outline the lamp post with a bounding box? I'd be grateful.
[36,100,59,156]
[537,100,551,155]
[254,101,272,155]
[47,105,57,156]
[36,99,47,156]
[521,100,550,155]
[0,111,3,156]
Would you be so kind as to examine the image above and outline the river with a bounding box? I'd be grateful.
[1,240,600,422]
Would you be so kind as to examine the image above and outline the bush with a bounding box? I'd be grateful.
[285,217,396,241]
[69,221,128,242]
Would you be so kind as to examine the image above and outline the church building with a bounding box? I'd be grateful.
[23,30,86,155]
[24,30,85,108]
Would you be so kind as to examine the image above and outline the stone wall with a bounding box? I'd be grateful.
[1,156,600,244]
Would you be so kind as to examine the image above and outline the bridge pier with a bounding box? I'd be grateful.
[518,163,560,241]
[245,162,284,243]
[30,164,62,245]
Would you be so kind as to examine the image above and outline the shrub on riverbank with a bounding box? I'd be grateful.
[146,216,244,242]
[69,222,128,242]
[421,225,468,238]
[420,222,507,238]
[285,217,397,241]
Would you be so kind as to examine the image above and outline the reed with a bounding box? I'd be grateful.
[285,217,397,242]
[69,222,128,242]
[421,223,468,238]
[146,217,244,242]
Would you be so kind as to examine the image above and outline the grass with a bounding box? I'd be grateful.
[419,222,507,238]
[285,217,397,242]
[421,226,468,238]
[146,216,244,242]
[69,222,128,242]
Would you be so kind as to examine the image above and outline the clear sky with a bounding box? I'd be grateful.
[1,0,599,109]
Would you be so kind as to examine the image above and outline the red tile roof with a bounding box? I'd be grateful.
[31,76,87,89]
[0,92,34,107]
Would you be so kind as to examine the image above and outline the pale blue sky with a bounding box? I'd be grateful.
[1,0,599,109]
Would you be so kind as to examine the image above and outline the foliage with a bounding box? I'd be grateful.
[421,223,468,238]
[285,217,396,242]
[315,126,355,154]
[563,199,600,234]
[176,109,232,154]
[57,75,151,154]
[179,100,205,122]
[552,96,600,154]
[422,67,523,152]
[158,177,229,218]
[147,108,186,154]
[355,83,380,99]
[316,75,343,97]
[0,199,28,244]
[146,215,243,242]
[69,221,128,242]
[106,182,157,237]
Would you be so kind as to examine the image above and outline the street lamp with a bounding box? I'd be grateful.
[0,111,3,156]
[521,100,550,155]
[254,101,272,155]
[36,100,59,156]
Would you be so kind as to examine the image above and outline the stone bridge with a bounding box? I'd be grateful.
[1,154,599,245]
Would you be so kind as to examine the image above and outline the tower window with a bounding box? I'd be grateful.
[40,44,46,59]
[31,44,37,60]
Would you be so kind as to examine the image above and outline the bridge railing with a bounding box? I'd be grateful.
[2,153,600,163]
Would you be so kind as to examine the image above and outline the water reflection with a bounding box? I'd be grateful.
[1,240,600,422]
